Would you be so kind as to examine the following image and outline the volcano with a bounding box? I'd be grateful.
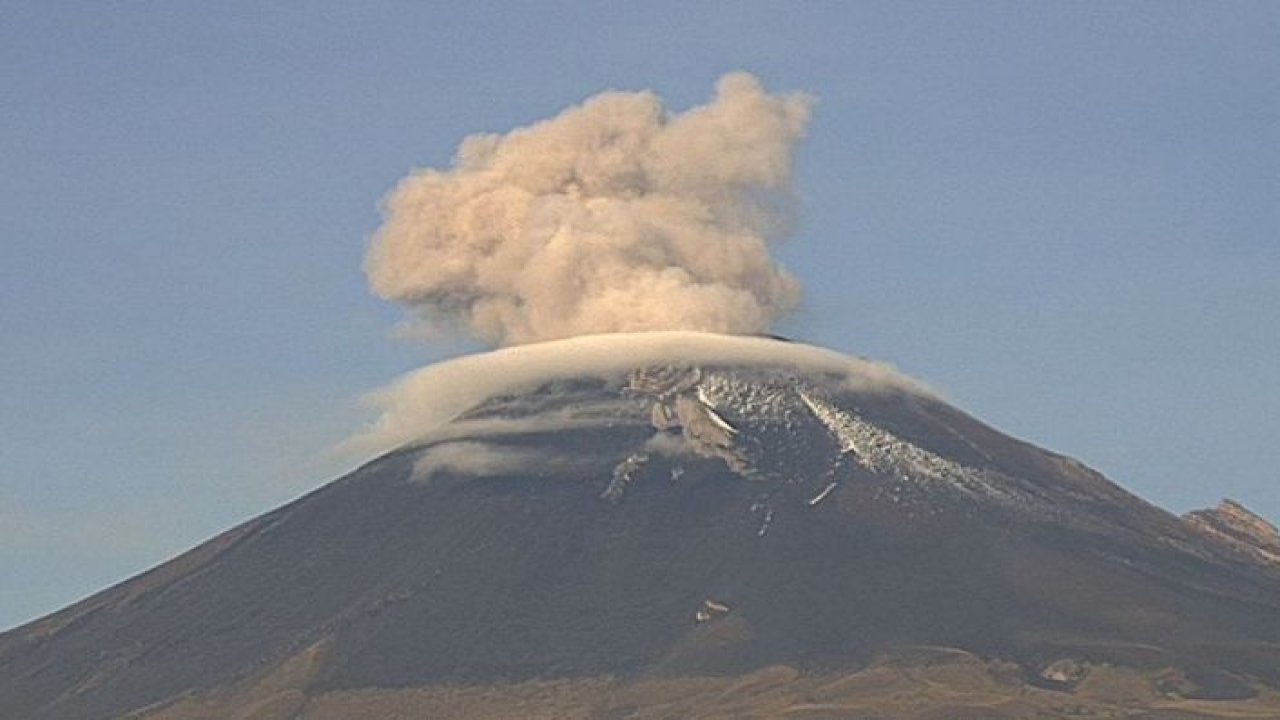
[4,333,1280,719]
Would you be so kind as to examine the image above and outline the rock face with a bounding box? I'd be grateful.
[1186,499,1280,565]
[3,336,1280,719]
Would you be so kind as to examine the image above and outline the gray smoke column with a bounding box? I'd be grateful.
[366,72,813,346]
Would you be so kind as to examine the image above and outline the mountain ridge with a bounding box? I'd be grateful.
[4,334,1279,719]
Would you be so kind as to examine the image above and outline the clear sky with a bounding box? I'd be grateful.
[2,2,1277,630]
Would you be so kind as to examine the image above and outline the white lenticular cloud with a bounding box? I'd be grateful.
[411,441,565,483]
[366,72,813,346]
[344,331,932,457]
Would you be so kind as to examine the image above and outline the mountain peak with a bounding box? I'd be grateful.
[5,336,1280,719]
[348,331,932,458]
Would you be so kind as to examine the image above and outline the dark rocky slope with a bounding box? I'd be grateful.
[3,340,1278,719]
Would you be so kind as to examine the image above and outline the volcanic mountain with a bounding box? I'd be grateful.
[4,332,1280,719]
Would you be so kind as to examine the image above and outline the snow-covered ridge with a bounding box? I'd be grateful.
[620,365,1028,512]
[346,331,933,456]
[796,388,1023,506]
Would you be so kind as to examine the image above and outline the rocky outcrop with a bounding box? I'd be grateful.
[1038,658,1089,689]
[627,366,755,476]
[1185,499,1280,565]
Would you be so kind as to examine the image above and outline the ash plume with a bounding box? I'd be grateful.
[366,72,813,346]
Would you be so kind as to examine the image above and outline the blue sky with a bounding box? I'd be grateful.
[2,2,1277,630]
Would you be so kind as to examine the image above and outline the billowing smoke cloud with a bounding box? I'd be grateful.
[366,72,813,346]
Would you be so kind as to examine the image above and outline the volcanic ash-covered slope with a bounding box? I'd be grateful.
[3,333,1280,719]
